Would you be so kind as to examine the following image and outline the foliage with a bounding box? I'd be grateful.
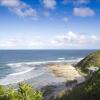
[55,66,100,100]
[0,82,43,100]
[76,50,100,73]
[55,51,100,100]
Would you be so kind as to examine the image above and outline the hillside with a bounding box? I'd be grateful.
[56,69,100,100]
[55,50,100,100]
[76,50,100,72]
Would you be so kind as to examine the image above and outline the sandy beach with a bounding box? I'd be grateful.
[46,63,85,84]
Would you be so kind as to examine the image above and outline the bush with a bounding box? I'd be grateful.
[0,82,43,100]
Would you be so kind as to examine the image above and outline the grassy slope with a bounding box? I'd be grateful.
[76,50,100,73]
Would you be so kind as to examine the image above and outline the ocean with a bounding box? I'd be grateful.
[0,50,95,87]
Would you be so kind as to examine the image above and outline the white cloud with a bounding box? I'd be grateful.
[0,0,37,19]
[0,32,100,49]
[0,41,14,47]
[91,35,100,44]
[11,3,37,18]
[74,7,95,17]
[51,32,100,47]
[0,0,19,7]
[0,37,45,49]
[43,0,56,9]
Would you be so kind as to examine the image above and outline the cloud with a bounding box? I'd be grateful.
[51,32,100,47]
[0,0,19,7]
[43,0,56,9]
[0,32,100,49]
[0,37,45,49]
[0,0,37,19]
[11,3,37,18]
[0,41,15,47]
[73,7,95,17]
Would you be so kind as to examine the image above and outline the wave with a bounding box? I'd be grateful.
[9,67,35,76]
[0,66,46,85]
[57,58,65,60]
[7,63,22,68]
[6,57,83,68]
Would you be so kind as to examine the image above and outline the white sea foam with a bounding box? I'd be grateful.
[6,58,82,67]
[9,67,35,76]
[7,63,22,68]
[0,66,45,85]
[77,57,84,61]
[57,58,65,60]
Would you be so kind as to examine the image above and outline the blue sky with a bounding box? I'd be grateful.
[0,0,100,49]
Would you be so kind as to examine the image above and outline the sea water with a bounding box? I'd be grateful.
[0,50,95,87]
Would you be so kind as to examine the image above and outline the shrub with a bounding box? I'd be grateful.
[0,82,43,100]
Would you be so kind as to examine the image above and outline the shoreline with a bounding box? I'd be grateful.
[0,62,85,87]
[0,60,82,86]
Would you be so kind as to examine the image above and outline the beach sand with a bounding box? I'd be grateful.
[46,63,85,84]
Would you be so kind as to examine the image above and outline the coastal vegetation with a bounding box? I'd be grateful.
[76,50,100,73]
[56,69,100,100]
[0,82,43,100]
[55,50,100,100]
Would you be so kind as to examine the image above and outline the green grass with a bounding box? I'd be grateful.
[76,50,100,73]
